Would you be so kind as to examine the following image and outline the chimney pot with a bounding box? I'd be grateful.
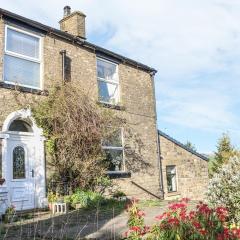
[64,6,71,17]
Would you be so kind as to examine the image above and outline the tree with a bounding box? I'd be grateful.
[210,133,239,175]
[207,156,240,223]
[185,141,197,151]
[32,83,121,192]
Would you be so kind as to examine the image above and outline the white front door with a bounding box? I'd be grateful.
[7,134,35,210]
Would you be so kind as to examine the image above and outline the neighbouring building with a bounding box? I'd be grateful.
[159,130,209,200]
[0,6,208,212]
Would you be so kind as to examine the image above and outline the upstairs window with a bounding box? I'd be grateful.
[166,165,177,192]
[102,128,124,172]
[4,26,41,89]
[97,58,119,105]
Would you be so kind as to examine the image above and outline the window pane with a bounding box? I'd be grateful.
[105,149,123,171]
[166,166,177,192]
[98,80,118,104]
[167,166,176,174]
[7,28,39,59]
[4,55,40,88]
[13,146,25,179]
[97,59,117,81]
[103,129,122,147]
[9,120,33,132]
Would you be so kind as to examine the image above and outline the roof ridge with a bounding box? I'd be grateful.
[0,8,157,74]
[158,130,209,161]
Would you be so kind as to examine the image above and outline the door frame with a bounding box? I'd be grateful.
[1,109,46,210]
[7,133,35,210]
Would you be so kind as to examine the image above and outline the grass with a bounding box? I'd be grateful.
[138,199,165,208]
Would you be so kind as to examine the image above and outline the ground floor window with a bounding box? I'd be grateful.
[102,128,124,172]
[166,165,177,192]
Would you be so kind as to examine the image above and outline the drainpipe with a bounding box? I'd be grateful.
[60,50,66,84]
[150,71,164,199]
[157,130,164,198]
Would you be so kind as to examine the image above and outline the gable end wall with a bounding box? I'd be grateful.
[159,134,209,200]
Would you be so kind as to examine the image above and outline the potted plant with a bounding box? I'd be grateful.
[113,191,127,201]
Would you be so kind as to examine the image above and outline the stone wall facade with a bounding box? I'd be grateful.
[0,16,161,199]
[159,132,209,200]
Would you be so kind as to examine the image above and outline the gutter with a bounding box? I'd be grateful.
[0,8,157,75]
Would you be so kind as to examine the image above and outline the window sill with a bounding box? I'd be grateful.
[0,82,48,95]
[107,171,131,179]
[97,101,125,111]
[167,191,180,197]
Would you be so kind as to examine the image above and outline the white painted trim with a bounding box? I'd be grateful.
[2,109,43,136]
[1,109,46,210]
[3,25,43,90]
[96,57,120,104]
[0,133,9,139]
[102,127,125,172]
[166,165,178,193]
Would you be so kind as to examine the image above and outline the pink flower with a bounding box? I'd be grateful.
[167,217,180,226]
[130,226,141,232]
[137,210,145,217]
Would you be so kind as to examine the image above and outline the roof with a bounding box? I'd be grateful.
[158,130,209,161]
[0,8,157,74]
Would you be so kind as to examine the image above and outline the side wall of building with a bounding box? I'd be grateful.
[0,19,161,199]
[159,135,209,200]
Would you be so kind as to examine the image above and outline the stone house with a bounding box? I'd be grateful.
[0,6,208,211]
[159,130,209,200]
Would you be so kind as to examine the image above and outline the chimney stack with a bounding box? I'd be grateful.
[59,6,86,39]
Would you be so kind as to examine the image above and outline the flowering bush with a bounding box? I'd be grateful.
[123,198,240,240]
[207,156,240,223]
[123,198,149,239]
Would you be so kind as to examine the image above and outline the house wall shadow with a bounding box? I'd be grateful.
[1,205,127,240]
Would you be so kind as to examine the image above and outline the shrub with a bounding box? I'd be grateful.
[113,191,126,198]
[123,198,240,240]
[207,156,240,223]
[65,189,105,209]
[47,191,58,203]
[32,84,123,192]
[4,205,16,223]
[124,198,148,240]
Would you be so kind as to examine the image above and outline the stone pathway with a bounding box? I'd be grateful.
[0,200,197,240]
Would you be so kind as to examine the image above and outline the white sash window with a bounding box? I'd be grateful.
[102,128,124,172]
[4,26,42,89]
[97,58,119,105]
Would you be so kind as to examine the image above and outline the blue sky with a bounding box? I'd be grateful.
[2,0,240,153]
